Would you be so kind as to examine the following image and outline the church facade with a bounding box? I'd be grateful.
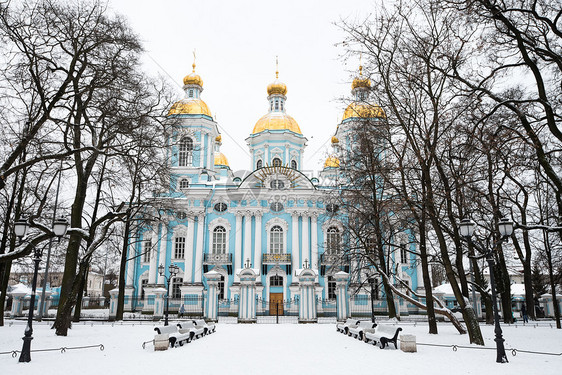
[122,62,423,317]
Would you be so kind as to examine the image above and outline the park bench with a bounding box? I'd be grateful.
[153,325,185,349]
[194,319,216,335]
[178,321,204,339]
[336,319,360,336]
[364,324,403,349]
[349,321,377,341]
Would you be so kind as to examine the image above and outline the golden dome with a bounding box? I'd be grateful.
[214,152,229,167]
[342,102,386,121]
[331,136,339,144]
[252,112,302,135]
[168,98,212,117]
[215,135,222,143]
[324,156,340,169]
[351,65,371,90]
[183,63,203,87]
[267,79,287,96]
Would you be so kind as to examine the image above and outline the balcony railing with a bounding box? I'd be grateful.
[262,253,292,264]
[203,253,232,265]
[320,252,347,266]
[203,253,233,274]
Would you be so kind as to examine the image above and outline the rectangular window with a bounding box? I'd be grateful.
[328,276,336,300]
[400,244,408,264]
[172,277,183,299]
[218,275,225,300]
[142,239,152,263]
[140,279,148,300]
[270,231,283,253]
[270,275,283,287]
[175,237,186,259]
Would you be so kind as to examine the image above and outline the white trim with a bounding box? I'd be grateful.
[266,265,287,301]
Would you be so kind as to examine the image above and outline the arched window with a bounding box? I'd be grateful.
[212,226,227,254]
[179,137,193,166]
[270,225,283,253]
[172,277,183,299]
[256,159,263,169]
[179,179,189,190]
[272,158,282,167]
[326,227,340,254]
[291,160,297,169]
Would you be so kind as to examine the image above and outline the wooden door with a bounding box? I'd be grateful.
[269,293,283,316]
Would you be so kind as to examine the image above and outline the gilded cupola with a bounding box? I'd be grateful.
[168,59,213,118]
[251,63,302,135]
[342,64,386,122]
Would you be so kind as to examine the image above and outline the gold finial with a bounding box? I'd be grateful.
[275,56,279,79]
[359,53,363,76]
[192,49,197,72]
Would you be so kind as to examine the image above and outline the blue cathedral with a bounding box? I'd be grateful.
[121,62,423,319]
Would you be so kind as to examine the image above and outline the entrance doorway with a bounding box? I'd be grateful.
[269,293,283,316]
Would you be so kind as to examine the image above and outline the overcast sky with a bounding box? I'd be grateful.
[109,0,380,174]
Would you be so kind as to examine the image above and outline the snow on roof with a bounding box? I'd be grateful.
[10,283,31,294]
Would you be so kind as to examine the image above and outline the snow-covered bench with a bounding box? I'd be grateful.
[336,319,360,335]
[194,319,216,335]
[349,321,377,341]
[177,321,204,339]
[154,325,185,349]
[364,324,403,349]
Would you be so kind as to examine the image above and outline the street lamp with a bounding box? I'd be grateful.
[459,217,513,363]
[368,276,376,323]
[15,216,69,363]
[159,263,179,326]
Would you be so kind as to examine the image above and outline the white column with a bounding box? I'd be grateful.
[291,213,299,277]
[234,213,243,282]
[206,134,213,171]
[194,215,204,283]
[186,217,195,283]
[284,144,289,164]
[302,214,310,269]
[157,225,168,285]
[264,144,269,164]
[148,226,160,284]
[244,212,252,269]
[254,213,262,268]
[126,240,136,287]
[311,213,318,270]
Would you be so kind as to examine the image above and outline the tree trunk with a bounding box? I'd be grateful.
[419,210,438,334]
[116,211,132,321]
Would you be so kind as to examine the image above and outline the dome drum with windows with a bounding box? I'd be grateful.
[251,70,302,135]
[342,65,386,121]
[168,63,213,118]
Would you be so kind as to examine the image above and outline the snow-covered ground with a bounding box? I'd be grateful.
[1,319,561,375]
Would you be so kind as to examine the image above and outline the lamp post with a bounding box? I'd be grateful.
[459,217,513,363]
[14,216,69,363]
[158,263,179,326]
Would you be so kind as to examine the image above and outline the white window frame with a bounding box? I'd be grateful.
[178,137,194,166]
[174,237,186,259]
[209,218,231,255]
[142,238,152,263]
[265,218,288,254]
